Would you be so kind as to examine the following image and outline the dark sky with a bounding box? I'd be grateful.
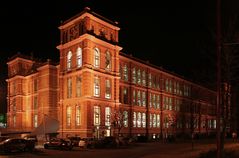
[0,0,238,113]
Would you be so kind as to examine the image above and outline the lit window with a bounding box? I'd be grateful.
[153,94,156,108]
[123,65,128,81]
[123,111,128,127]
[34,114,38,128]
[156,95,160,109]
[105,79,111,99]
[132,90,136,105]
[174,81,177,94]
[105,51,111,70]
[94,106,100,125]
[66,106,72,126]
[76,47,82,68]
[150,114,152,128]
[132,67,136,83]
[94,48,100,68]
[163,96,168,110]
[67,51,72,70]
[156,77,160,89]
[133,112,136,127]
[137,90,141,106]
[169,80,172,92]
[137,112,141,127]
[152,75,156,88]
[67,78,72,98]
[148,73,152,87]
[213,120,217,129]
[137,69,141,85]
[105,107,111,126]
[142,71,146,86]
[76,76,82,97]
[157,114,160,128]
[13,115,16,127]
[149,93,152,108]
[177,82,180,95]
[153,114,156,127]
[94,77,100,97]
[76,106,81,126]
[169,97,172,110]
[165,79,169,91]
[123,87,128,104]
[142,91,146,106]
[142,113,146,128]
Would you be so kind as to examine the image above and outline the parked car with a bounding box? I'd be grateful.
[43,138,73,150]
[68,136,81,147]
[0,138,35,153]
[0,136,10,142]
[24,135,38,143]
[79,137,96,148]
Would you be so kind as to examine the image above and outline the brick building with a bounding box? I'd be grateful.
[6,7,217,139]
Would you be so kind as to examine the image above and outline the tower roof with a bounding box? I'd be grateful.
[61,7,119,27]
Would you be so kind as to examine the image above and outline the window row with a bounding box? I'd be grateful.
[120,65,191,97]
[94,77,111,99]
[175,118,216,129]
[66,105,81,127]
[66,47,112,71]
[67,47,82,70]
[66,76,82,98]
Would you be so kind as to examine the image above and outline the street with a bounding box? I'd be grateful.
[0,139,239,158]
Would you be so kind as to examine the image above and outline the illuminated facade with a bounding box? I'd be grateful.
[6,7,217,139]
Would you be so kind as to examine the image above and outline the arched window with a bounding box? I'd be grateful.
[94,48,100,68]
[67,51,72,70]
[105,51,111,70]
[76,47,82,68]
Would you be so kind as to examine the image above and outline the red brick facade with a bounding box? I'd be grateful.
[6,8,216,139]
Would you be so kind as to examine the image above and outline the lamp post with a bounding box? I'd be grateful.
[216,0,222,157]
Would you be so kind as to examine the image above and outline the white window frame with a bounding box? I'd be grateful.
[67,51,72,70]
[94,106,100,125]
[94,48,100,68]
[76,105,81,126]
[66,106,72,126]
[76,47,82,68]
[94,77,100,97]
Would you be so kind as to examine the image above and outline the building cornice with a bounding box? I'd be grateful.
[57,33,122,51]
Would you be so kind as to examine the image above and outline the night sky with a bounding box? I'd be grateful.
[0,0,238,114]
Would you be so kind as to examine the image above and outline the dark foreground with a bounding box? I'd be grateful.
[0,139,239,158]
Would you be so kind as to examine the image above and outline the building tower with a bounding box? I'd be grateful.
[57,7,122,138]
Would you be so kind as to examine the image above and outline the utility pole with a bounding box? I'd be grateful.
[216,0,222,157]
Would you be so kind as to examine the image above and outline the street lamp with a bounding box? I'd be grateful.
[216,0,222,157]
